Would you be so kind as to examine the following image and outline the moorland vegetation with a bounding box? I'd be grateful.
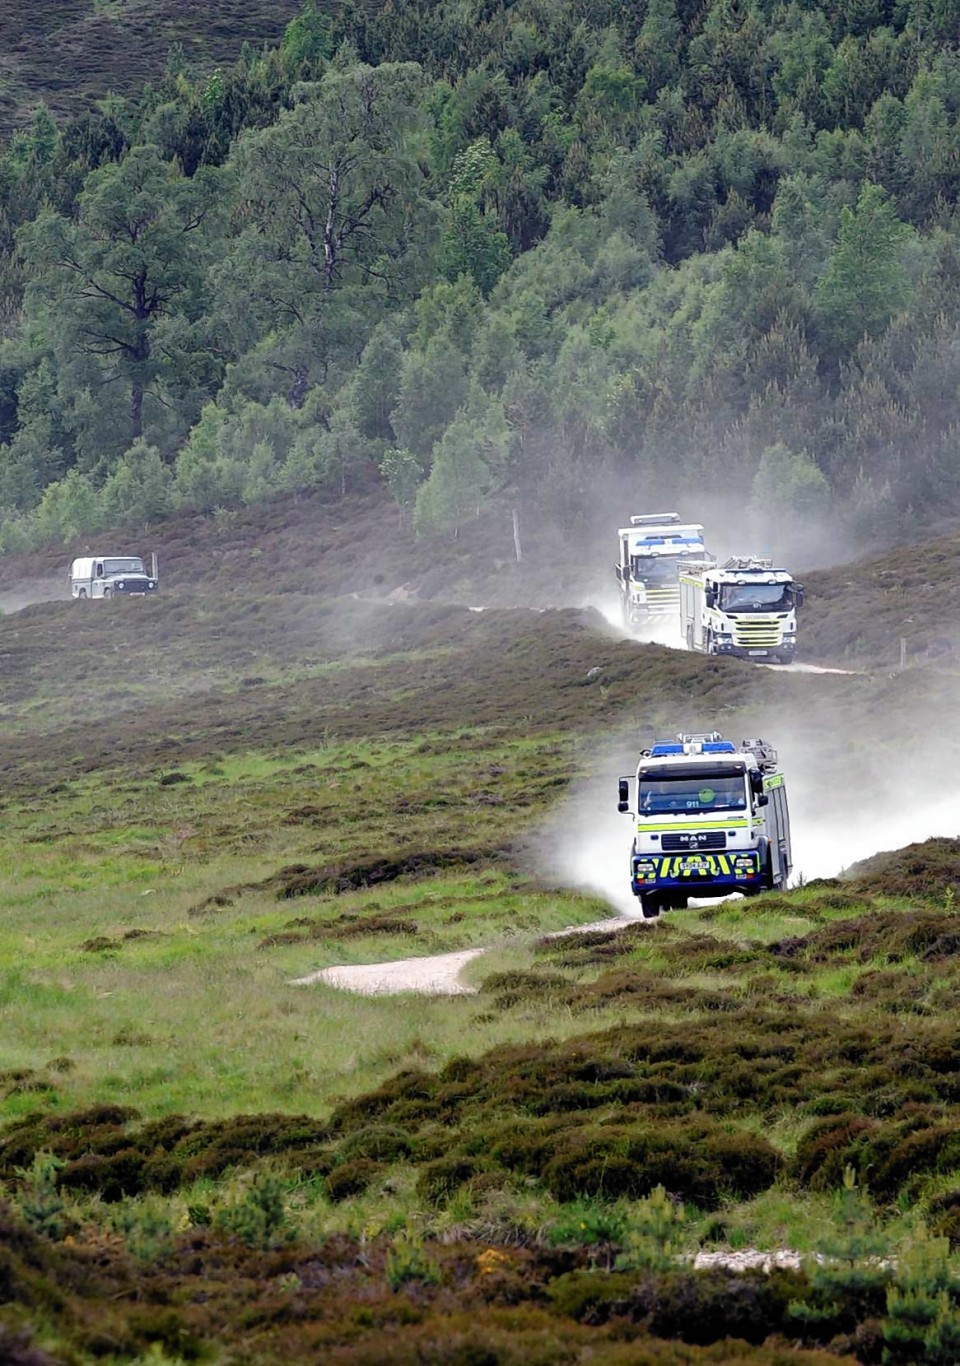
[3,1,960,1361]
[1,0,960,553]
[0,584,957,1359]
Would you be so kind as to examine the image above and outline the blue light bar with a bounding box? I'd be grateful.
[650,743,685,755]
[703,741,736,753]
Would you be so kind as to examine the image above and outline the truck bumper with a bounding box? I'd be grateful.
[631,851,763,898]
[714,642,795,661]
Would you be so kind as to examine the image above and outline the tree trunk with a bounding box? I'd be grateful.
[130,380,144,441]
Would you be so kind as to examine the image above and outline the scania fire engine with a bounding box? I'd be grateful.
[679,557,803,663]
[617,732,792,919]
[615,513,711,627]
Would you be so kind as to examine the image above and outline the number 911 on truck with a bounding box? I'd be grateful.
[617,733,792,919]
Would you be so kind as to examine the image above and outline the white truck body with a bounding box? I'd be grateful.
[70,555,158,599]
[680,556,802,663]
[616,513,710,626]
[617,733,792,918]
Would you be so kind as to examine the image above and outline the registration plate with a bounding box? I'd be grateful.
[748,650,766,656]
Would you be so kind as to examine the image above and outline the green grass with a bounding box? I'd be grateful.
[0,727,616,1120]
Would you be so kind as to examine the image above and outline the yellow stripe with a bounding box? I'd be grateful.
[637,820,748,831]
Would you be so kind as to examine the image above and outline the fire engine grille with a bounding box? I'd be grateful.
[661,831,727,851]
[643,586,680,612]
[733,618,782,646]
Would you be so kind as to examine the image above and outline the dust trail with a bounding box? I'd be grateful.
[528,745,640,918]
[579,590,683,650]
[0,579,69,613]
[538,701,960,911]
[775,727,960,883]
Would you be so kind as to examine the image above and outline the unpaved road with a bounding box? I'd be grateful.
[291,947,487,996]
[292,918,631,997]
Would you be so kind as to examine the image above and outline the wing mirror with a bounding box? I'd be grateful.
[705,588,716,608]
[618,777,630,813]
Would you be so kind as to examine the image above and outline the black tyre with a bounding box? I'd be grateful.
[77,589,87,599]
[102,587,112,600]
[639,892,661,919]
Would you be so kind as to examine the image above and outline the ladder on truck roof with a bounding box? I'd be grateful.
[629,513,681,526]
[740,738,779,771]
[720,556,775,572]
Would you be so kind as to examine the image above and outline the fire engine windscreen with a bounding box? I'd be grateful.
[639,768,748,814]
[632,554,703,583]
[719,583,791,612]
[102,558,145,575]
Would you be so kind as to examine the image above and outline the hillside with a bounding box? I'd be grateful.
[0,483,954,670]
[0,481,957,1354]
[4,0,960,1357]
[0,0,305,136]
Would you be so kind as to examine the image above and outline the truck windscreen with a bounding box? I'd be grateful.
[632,552,702,584]
[639,772,747,814]
[103,558,145,575]
[720,583,790,612]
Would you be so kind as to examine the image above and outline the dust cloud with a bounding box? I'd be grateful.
[535,683,960,916]
[775,724,960,883]
[0,578,69,613]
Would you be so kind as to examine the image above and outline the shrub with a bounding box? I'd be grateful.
[325,1159,386,1203]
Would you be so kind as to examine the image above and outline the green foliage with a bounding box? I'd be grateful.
[750,443,831,522]
[18,145,228,456]
[213,1171,290,1249]
[789,1169,891,1331]
[547,1198,628,1249]
[883,1231,960,1364]
[381,446,425,518]
[385,1228,441,1290]
[15,1151,66,1240]
[815,182,912,358]
[281,1,333,77]
[414,387,508,535]
[3,0,960,542]
[101,439,173,525]
[616,1185,690,1272]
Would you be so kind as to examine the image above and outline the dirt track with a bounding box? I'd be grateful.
[291,947,487,995]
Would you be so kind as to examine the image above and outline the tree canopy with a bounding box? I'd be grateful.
[1,0,960,547]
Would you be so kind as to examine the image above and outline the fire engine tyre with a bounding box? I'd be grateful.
[638,892,661,920]
[76,589,86,599]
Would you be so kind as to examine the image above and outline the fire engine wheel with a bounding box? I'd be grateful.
[638,892,661,920]
[77,589,87,599]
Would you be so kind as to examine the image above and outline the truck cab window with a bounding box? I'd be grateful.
[639,774,747,813]
[720,583,791,612]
